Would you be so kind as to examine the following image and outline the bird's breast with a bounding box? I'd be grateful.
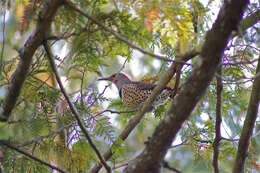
[120,84,171,109]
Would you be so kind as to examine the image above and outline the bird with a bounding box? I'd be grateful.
[98,73,174,110]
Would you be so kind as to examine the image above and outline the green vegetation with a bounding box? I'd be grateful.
[0,0,259,172]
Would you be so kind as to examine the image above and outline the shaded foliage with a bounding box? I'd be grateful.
[0,0,259,172]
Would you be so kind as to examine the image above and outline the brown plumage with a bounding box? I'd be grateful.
[98,73,173,109]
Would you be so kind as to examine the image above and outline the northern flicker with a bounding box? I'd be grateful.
[98,73,174,110]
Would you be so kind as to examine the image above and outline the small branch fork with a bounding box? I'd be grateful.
[64,0,198,64]
[43,42,111,173]
[213,65,223,173]
[0,141,66,173]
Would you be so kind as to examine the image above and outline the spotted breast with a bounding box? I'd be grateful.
[120,82,172,109]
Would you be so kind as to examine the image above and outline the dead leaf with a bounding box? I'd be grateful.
[145,7,160,31]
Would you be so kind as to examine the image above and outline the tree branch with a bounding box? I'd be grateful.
[222,58,259,66]
[91,50,198,173]
[93,109,136,117]
[232,54,260,173]
[162,161,182,173]
[213,65,223,173]
[240,9,260,34]
[168,139,188,149]
[43,42,111,173]
[0,141,66,173]
[17,122,74,147]
[64,0,197,64]
[123,0,249,172]
[0,8,6,73]
[172,65,182,98]
[30,75,59,91]
[0,0,64,121]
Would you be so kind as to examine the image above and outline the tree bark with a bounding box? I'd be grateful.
[124,0,249,172]
[232,55,260,173]
[0,0,64,121]
[213,66,223,173]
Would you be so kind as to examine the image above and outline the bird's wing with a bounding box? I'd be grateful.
[133,81,173,91]
[133,81,156,90]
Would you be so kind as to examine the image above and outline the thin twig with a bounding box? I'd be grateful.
[162,161,182,173]
[113,162,128,170]
[7,119,24,124]
[80,70,85,106]
[194,138,213,144]
[222,58,258,66]
[17,122,74,147]
[168,139,188,149]
[0,141,66,173]
[111,0,119,11]
[87,85,109,108]
[28,142,38,173]
[252,130,260,138]
[118,58,128,73]
[43,41,111,173]
[232,55,260,173]
[46,26,96,41]
[31,75,59,91]
[112,158,136,170]
[64,0,198,64]
[93,109,135,117]
[215,72,260,83]
[0,8,6,73]
[213,66,223,173]
[221,137,239,142]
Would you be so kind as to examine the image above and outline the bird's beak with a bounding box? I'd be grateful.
[98,76,110,81]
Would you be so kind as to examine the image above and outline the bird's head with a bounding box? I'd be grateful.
[98,73,130,85]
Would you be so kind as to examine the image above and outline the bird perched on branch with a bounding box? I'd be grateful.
[98,73,174,110]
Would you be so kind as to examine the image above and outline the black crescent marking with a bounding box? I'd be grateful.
[119,88,122,99]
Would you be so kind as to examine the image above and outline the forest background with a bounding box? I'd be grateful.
[0,0,259,172]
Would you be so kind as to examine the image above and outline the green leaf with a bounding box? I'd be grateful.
[0,122,10,140]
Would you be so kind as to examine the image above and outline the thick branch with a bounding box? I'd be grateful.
[0,141,66,173]
[91,51,198,173]
[232,55,260,173]
[43,42,111,173]
[123,0,249,172]
[1,0,64,121]
[213,66,223,173]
